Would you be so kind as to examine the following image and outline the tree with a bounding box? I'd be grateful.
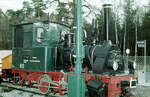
[123,0,137,55]
[0,0,118,49]
[31,0,47,18]
[22,1,33,19]
[141,7,150,55]
[0,9,11,49]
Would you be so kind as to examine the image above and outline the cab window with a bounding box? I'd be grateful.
[36,27,44,43]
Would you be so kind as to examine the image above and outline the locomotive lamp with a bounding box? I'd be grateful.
[108,60,119,71]
[126,48,130,68]
[126,48,130,55]
[126,49,130,64]
[113,61,118,71]
[126,48,136,74]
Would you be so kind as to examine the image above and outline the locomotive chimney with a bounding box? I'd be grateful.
[103,4,112,40]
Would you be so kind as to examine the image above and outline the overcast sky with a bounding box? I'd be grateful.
[0,0,148,12]
[0,0,30,12]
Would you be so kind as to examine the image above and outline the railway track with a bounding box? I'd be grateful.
[0,81,65,97]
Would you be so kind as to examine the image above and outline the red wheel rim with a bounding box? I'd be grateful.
[2,70,6,77]
[39,82,50,94]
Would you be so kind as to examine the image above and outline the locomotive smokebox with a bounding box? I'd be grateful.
[103,4,112,40]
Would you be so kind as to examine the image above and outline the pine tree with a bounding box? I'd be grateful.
[123,0,137,55]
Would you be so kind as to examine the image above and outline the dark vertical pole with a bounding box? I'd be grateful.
[73,0,76,27]
[103,4,112,40]
[71,0,76,44]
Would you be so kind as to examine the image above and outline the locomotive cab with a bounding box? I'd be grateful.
[12,21,70,72]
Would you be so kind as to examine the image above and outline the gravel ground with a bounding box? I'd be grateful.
[0,83,150,97]
[131,85,150,97]
[0,87,68,97]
